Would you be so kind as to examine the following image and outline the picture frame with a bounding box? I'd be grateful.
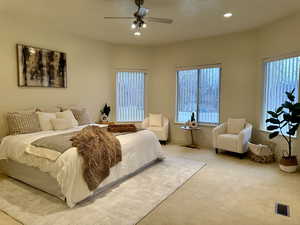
[17,44,67,88]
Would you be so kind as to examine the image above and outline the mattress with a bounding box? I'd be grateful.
[0,125,164,207]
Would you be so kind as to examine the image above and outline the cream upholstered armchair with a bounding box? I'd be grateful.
[212,118,253,157]
[142,114,169,144]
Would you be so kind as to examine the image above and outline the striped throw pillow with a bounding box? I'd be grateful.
[70,108,92,126]
[7,112,41,135]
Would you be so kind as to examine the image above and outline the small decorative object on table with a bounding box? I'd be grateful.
[189,112,198,128]
[100,103,111,122]
[248,142,275,164]
[266,89,300,173]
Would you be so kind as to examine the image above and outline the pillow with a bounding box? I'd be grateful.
[149,113,163,127]
[7,112,41,135]
[227,118,246,134]
[16,107,38,113]
[70,108,92,125]
[37,106,61,113]
[60,104,81,112]
[37,112,56,131]
[56,110,79,127]
[50,118,73,130]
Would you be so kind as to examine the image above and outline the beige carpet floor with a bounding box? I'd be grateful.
[1,145,300,225]
[0,153,205,225]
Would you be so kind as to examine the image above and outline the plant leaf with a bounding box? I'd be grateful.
[267,125,279,131]
[288,124,299,136]
[294,103,300,110]
[276,106,283,113]
[283,112,292,121]
[267,111,278,118]
[286,91,295,102]
[269,131,279,139]
[267,118,280,124]
[287,130,296,136]
[291,88,295,94]
[282,101,293,110]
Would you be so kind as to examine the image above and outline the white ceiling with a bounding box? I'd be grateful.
[1,0,300,45]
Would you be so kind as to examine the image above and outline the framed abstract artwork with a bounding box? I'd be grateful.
[17,44,67,88]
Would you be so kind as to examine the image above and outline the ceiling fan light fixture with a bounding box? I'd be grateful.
[134,31,141,36]
[142,23,147,28]
[224,12,233,18]
[131,23,136,29]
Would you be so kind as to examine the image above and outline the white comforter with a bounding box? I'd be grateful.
[0,125,164,207]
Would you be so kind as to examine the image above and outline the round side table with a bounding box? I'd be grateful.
[180,126,201,148]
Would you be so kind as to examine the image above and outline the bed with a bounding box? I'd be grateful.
[0,124,164,207]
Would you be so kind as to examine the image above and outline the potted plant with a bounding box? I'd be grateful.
[100,104,111,122]
[266,89,300,173]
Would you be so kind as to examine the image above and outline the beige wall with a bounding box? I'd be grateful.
[110,45,153,121]
[255,13,300,159]
[149,31,258,147]
[1,11,300,159]
[146,13,300,158]
[0,15,113,137]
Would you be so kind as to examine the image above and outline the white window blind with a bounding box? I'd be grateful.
[176,66,220,124]
[262,56,300,133]
[116,71,145,122]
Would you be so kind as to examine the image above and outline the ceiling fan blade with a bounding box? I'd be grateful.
[104,17,135,20]
[146,17,173,24]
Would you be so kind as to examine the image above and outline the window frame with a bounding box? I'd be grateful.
[260,53,300,135]
[115,71,146,123]
[175,64,222,125]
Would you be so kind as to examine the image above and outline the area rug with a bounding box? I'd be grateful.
[0,157,206,225]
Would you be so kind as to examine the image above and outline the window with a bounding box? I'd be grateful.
[176,66,221,124]
[262,56,300,133]
[116,71,145,122]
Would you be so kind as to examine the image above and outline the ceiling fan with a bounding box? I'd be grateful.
[104,0,173,36]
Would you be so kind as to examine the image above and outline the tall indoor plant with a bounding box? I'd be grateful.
[266,89,300,172]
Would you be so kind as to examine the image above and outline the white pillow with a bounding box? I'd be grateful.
[227,118,246,134]
[56,110,79,127]
[50,118,73,130]
[37,112,56,131]
[149,113,163,127]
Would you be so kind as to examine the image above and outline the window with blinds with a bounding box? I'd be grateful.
[116,71,145,122]
[262,56,300,133]
[176,66,221,124]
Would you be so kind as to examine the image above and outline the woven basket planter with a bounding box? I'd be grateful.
[248,151,275,164]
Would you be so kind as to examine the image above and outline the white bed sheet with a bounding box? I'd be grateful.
[0,125,164,207]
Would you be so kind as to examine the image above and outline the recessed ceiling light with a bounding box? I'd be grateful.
[224,13,233,18]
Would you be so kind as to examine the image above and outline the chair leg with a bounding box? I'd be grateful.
[160,140,167,145]
[215,148,218,154]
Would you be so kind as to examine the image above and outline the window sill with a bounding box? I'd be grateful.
[116,121,143,123]
[259,129,298,140]
[174,122,219,127]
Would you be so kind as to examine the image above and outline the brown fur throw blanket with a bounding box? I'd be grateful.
[108,124,137,133]
[70,126,122,191]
